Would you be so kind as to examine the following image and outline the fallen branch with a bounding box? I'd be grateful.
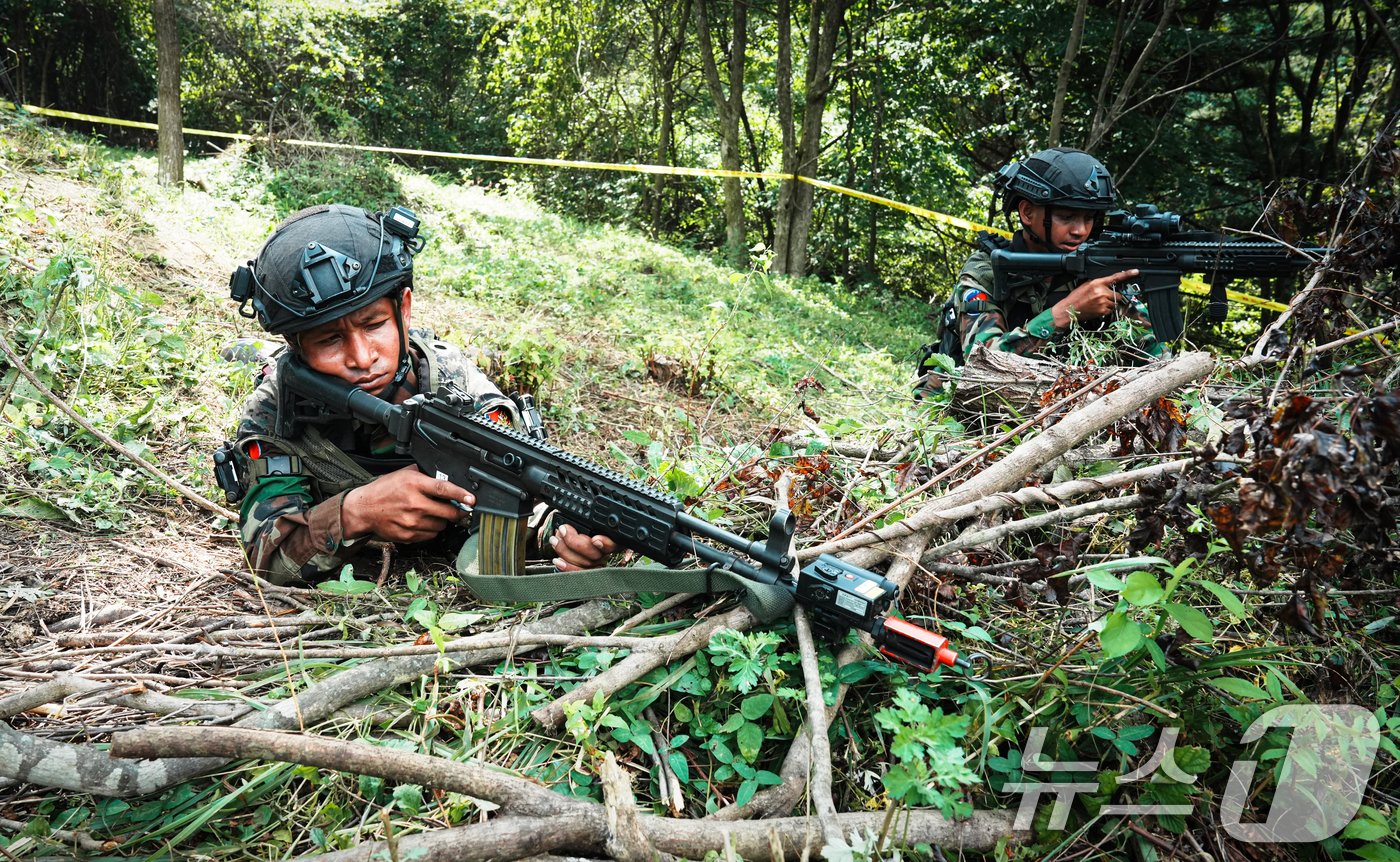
[0,600,630,796]
[792,606,842,848]
[801,352,1217,562]
[921,493,1147,563]
[295,808,1016,862]
[113,726,1020,861]
[111,725,582,816]
[0,673,242,721]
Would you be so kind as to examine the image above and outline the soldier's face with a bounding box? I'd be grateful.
[297,291,413,391]
[1020,203,1097,251]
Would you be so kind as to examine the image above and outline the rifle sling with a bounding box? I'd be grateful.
[454,535,796,623]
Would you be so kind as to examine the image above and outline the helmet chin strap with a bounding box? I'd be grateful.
[373,290,413,401]
[1020,206,1050,249]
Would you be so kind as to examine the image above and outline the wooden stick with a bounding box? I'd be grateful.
[801,352,1217,561]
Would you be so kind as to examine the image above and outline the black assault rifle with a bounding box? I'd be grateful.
[275,356,971,674]
[990,204,1329,341]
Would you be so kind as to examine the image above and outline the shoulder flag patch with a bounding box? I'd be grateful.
[963,287,990,303]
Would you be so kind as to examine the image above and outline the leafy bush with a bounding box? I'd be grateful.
[263,150,405,217]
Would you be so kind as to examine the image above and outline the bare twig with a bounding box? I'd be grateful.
[804,352,1218,562]
[792,606,842,848]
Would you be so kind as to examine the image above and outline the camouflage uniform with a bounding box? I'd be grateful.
[234,329,500,584]
[952,233,1165,362]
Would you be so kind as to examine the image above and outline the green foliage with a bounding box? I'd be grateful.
[0,241,222,527]
[874,688,979,817]
[489,322,564,396]
[262,150,404,217]
[705,629,785,695]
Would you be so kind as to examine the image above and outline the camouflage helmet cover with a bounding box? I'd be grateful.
[993,147,1117,214]
[230,204,422,335]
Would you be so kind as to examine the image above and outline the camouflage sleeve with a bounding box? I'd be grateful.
[232,373,365,584]
[238,474,364,584]
[952,271,1062,358]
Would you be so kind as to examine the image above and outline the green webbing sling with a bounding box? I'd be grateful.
[454,534,796,623]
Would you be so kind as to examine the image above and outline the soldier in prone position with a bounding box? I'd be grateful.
[219,204,617,584]
[936,148,1166,365]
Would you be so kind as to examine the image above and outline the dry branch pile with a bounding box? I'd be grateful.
[0,348,1234,859]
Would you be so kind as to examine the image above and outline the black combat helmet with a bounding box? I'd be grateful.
[993,147,1116,215]
[229,203,423,336]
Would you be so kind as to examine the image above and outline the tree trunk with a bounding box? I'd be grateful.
[770,0,852,277]
[650,0,690,235]
[693,0,748,267]
[1049,0,1089,146]
[771,0,795,270]
[154,0,184,187]
[864,58,883,279]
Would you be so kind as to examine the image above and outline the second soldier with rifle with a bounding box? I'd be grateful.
[933,147,1164,367]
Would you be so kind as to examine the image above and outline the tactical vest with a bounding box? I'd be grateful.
[236,332,456,500]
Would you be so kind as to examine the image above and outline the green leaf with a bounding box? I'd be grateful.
[391,784,423,816]
[736,721,765,761]
[319,577,377,595]
[735,778,758,807]
[1205,677,1272,701]
[1164,602,1213,642]
[0,496,68,521]
[621,430,652,446]
[320,564,378,595]
[1122,571,1165,607]
[740,694,774,720]
[1143,636,1168,671]
[668,752,690,784]
[1085,568,1127,591]
[1118,725,1155,741]
[1171,745,1210,776]
[1342,820,1391,841]
[1363,616,1397,635]
[436,612,483,632]
[1194,580,1251,620]
[1100,611,1143,658]
[961,625,995,644]
[836,661,878,684]
[1354,842,1400,861]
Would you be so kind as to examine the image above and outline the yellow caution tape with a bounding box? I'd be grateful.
[798,177,1009,236]
[0,101,784,179]
[1,101,254,140]
[0,99,1302,315]
[1179,276,1290,313]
